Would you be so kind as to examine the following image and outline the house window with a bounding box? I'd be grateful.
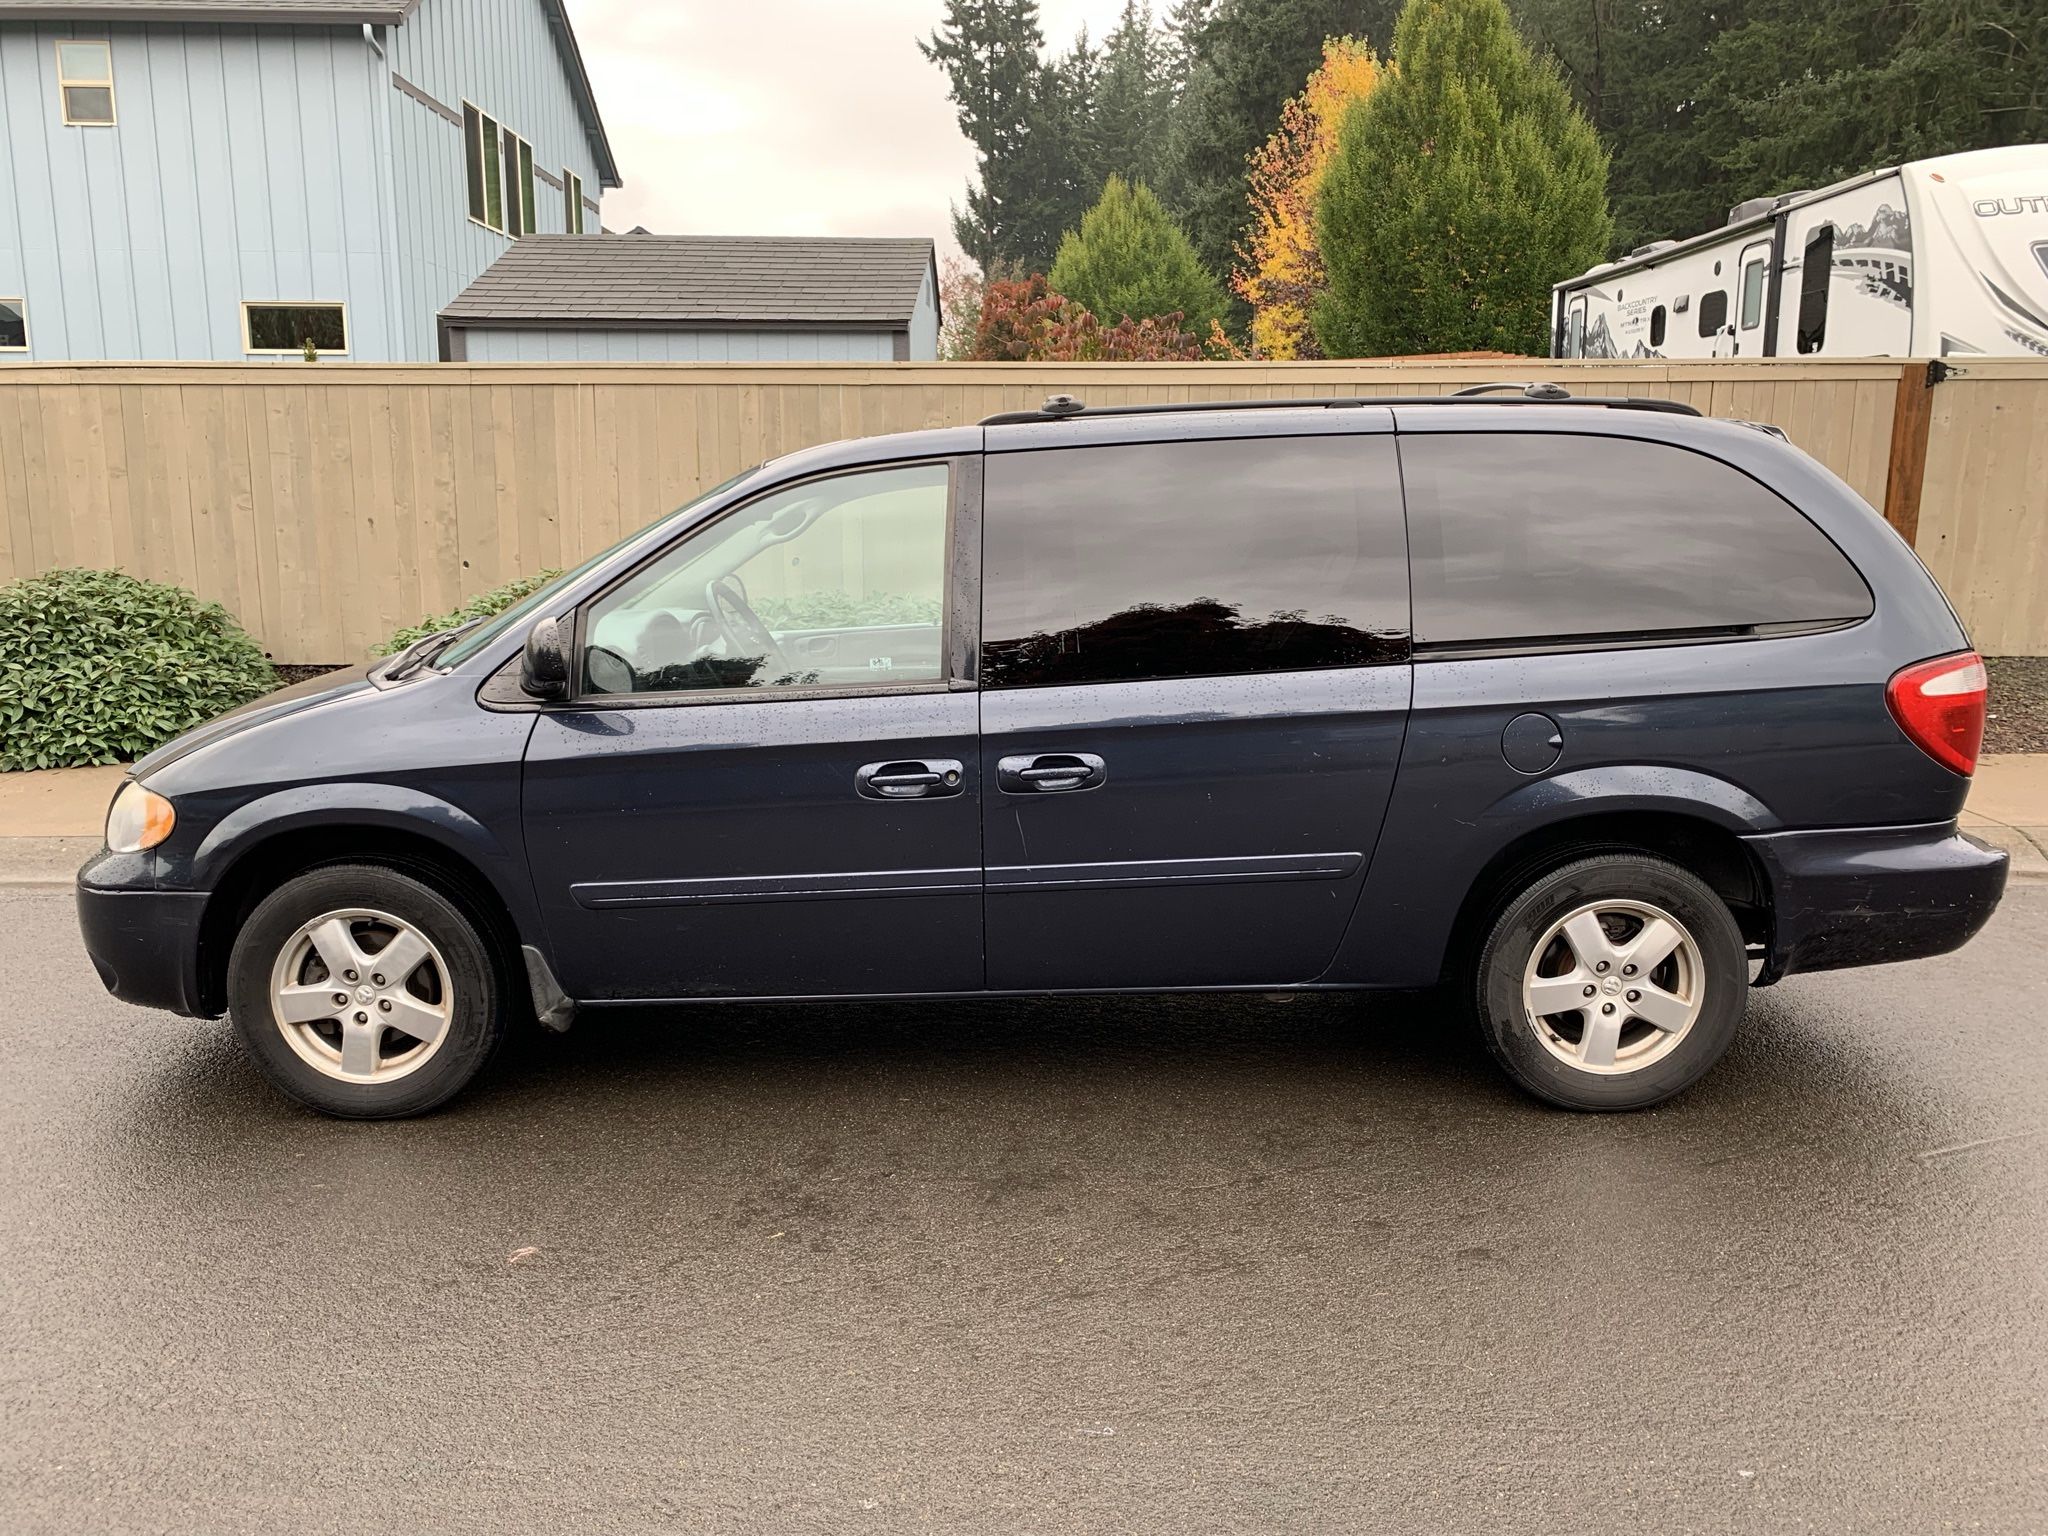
[1697,289,1728,337]
[0,298,26,350]
[1649,305,1667,347]
[56,39,115,125]
[243,303,347,355]
[500,129,534,236]
[464,103,534,236]
[1797,225,1835,355]
[463,104,486,223]
[564,170,585,234]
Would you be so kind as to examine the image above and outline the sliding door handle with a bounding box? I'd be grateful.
[857,759,965,800]
[997,752,1107,794]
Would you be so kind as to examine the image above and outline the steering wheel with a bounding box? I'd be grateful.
[706,575,791,678]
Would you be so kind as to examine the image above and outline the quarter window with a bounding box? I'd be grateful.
[1401,433,1872,648]
[56,39,114,125]
[1697,289,1728,337]
[981,435,1408,689]
[583,464,952,697]
[1797,225,1835,354]
[0,298,25,351]
[243,303,347,355]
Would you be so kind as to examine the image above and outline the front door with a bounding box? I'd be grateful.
[522,459,983,1001]
[976,421,1412,991]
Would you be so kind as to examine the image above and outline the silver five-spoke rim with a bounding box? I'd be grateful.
[269,908,453,1084]
[1522,899,1704,1076]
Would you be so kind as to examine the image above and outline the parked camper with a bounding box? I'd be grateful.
[1552,145,2048,361]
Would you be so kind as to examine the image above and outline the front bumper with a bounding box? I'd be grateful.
[76,849,212,1017]
[1743,820,2008,982]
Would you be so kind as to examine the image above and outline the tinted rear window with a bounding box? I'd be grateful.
[1401,433,1871,647]
[982,435,1408,688]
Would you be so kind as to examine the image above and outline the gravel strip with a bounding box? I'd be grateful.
[1985,657,2048,756]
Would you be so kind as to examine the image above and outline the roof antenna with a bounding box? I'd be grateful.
[1041,394,1086,417]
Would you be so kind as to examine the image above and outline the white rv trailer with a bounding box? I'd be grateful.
[1551,144,2048,361]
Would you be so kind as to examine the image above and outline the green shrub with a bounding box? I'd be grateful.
[381,571,563,655]
[0,568,279,771]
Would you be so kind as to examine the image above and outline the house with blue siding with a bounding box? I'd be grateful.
[0,0,619,361]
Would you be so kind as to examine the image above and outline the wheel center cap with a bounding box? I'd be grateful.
[1601,976,1623,995]
[356,985,375,1005]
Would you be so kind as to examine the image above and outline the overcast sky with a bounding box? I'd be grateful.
[563,1,1134,261]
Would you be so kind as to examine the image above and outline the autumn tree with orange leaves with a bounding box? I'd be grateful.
[1231,36,1380,360]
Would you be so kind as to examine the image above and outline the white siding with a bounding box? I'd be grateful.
[0,21,397,359]
[908,262,939,360]
[460,327,900,362]
[387,0,606,361]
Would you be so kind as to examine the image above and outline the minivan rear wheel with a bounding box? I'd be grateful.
[1475,853,1745,1111]
[227,864,504,1118]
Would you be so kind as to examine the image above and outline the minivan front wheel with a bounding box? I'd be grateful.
[227,864,504,1118]
[1475,854,1746,1110]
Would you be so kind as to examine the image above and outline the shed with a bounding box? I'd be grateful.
[438,234,940,362]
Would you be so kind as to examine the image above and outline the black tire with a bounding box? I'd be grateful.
[1474,853,1746,1111]
[227,863,505,1118]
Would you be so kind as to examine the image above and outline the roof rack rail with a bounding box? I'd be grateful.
[978,382,1703,426]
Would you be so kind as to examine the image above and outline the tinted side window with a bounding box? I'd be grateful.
[1698,289,1728,336]
[982,435,1408,688]
[1402,433,1872,647]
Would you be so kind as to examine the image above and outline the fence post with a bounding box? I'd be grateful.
[1881,360,1936,547]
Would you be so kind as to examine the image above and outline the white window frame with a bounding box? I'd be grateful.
[56,38,116,127]
[241,301,349,357]
[564,170,585,234]
[0,297,28,352]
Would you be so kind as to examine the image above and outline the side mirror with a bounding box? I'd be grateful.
[521,616,571,701]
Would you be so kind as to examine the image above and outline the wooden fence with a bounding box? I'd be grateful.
[0,357,2038,660]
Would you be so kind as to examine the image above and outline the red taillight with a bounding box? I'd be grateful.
[1887,651,1987,777]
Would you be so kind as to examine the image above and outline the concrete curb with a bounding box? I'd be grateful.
[0,838,100,889]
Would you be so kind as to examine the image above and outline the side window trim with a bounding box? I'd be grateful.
[565,457,972,708]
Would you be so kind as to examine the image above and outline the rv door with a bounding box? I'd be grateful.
[1564,295,1587,358]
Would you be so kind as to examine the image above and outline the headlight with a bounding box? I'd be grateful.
[105,780,176,853]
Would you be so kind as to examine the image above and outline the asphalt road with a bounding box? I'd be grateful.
[2,886,2045,1534]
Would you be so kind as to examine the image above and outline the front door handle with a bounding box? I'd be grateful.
[856,759,965,801]
[997,752,1107,794]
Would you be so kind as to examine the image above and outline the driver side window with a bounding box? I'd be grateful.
[582,462,952,697]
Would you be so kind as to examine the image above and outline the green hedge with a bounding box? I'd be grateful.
[381,571,563,655]
[0,568,278,771]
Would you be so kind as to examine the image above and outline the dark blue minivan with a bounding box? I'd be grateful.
[76,388,2006,1117]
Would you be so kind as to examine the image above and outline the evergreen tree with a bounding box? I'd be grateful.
[1049,176,1228,331]
[1093,3,1174,190]
[1161,0,1405,282]
[920,0,1050,272]
[1314,0,1612,356]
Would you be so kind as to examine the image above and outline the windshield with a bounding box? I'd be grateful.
[433,467,760,668]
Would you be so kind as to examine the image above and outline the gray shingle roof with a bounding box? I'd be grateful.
[440,235,938,328]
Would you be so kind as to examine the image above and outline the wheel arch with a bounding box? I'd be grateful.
[1438,806,1775,989]
[192,820,531,1021]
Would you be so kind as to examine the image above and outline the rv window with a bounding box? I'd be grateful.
[1797,225,1835,354]
[1741,260,1766,329]
[1697,290,1728,337]
[1650,306,1667,347]
[1402,434,1873,647]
